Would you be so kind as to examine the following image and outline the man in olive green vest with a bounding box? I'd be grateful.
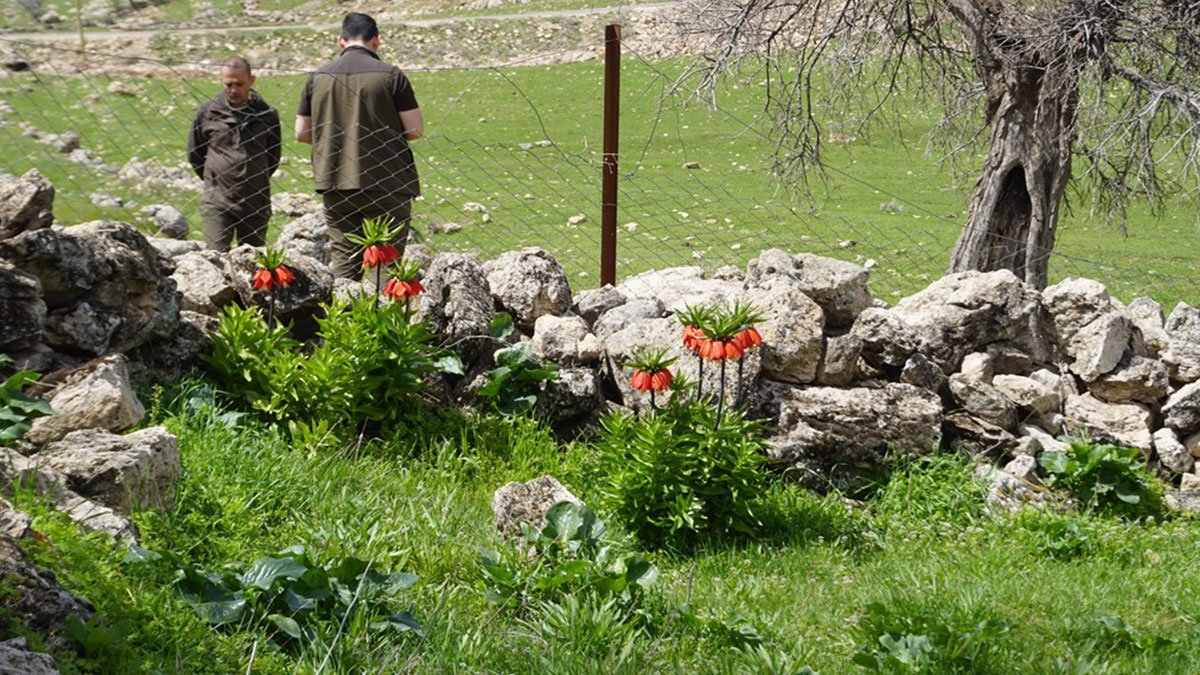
[295,12,424,278]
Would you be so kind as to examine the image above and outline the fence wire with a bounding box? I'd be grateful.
[0,35,1197,308]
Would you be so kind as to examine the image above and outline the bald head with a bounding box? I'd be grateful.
[219,56,255,108]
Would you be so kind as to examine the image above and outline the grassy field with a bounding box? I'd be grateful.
[1,52,1197,303]
[13,382,1200,673]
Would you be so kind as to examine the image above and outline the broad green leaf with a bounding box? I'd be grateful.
[432,353,464,375]
[488,313,515,339]
[267,613,303,639]
[240,556,308,590]
[193,598,247,625]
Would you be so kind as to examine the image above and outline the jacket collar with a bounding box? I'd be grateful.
[340,44,381,60]
[214,90,270,115]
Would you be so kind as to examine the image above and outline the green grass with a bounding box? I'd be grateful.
[1,53,1197,303]
[12,383,1200,673]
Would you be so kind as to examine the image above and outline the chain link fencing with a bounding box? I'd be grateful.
[0,34,1197,307]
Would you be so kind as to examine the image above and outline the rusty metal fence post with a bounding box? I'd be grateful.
[601,24,621,287]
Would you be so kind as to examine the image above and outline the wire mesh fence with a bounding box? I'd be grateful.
[1,32,1198,308]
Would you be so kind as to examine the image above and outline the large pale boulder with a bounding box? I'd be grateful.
[39,427,180,514]
[0,169,54,239]
[573,285,626,327]
[762,382,942,465]
[1153,428,1193,474]
[592,298,665,341]
[0,448,136,542]
[423,252,494,347]
[1063,394,1153,451]
[25,354,144,445]
[1163,381,1200,437]
[816,333,861,387]
[1126,297,1169,358]
[276,212,329,263]
[531,315,603,365]
[1088,355,1169,405]
[484,247,572,328]
[753,276,824,384]
[0,637,60,675]
[0,260,45,350]
[1163,302,1200,383]
[851,307,921,370]
[0,221,180,354]
[171,250,235,316]
[0,498,31,539]
[949,373,1017,431]
[491,475,584,539]
[137,310,216,371]
[617,266,741,313]
[958,352,994,383]
[993,374,1060,417]
[535,368,602,425]
[892,270,1038,373]
[745,249,871,326]
[1041,278,1131,382]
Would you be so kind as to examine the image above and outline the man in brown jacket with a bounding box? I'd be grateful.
[295,12,424,278]
[188,57,282,251]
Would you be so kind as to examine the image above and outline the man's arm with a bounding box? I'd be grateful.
[295,115,312,144]
[187,108,207,178]
[400,108,424,140]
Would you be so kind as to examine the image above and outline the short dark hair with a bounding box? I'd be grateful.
[341,13,379,42]
[221,56,252,74]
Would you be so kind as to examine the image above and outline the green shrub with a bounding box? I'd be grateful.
[593,397,767,547]
[0,354,53,443]
[852,599,1012,673]
[478,341,558,416]
[203,298,446,442]
[1038,441,1166,519]
[479,502,658,610]
[126,544,420,651]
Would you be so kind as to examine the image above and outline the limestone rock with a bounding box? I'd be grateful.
[893,270,1038,373]
[1163,381,1200,437]
[143,204,188,239]
[1126,297,1169,358]
[816,333,861,387]
[949,373,1017,431]
[851,307,921,370]
[1063,394,1153,451]
[1153,428,1193,474]
[959,352,994,383]
[25,354,144,445]
[900,352,947,395]
[1163,302,1200,384]
[0,637,60,675]
[745,249,871,326]
[1018,423,1071,454]
[943,413,1018,455]
[484,248,572,328]
[975,463,1047,511]
[573,285,626,327]
[0,260,45,350]
[138,310,215,372]
[617,266,740,314]
[992,374,1060,417]
[593,298,665,341]
[0,169,54,239]
[1186,432,1200,458]
[762,382,942,466]
[0,448,136,542]
[531,315,603,365]
[535,368,601,425]
[1088,355,1169,405]
[0,497,31,539]
[39,427,180,514]
[276,212,329,263]
[986,343,1034,376]
[0,535,93,654]
[491,475,584,539]
[423,252,494,355]
[148,237,203,258]
[171,250,235,316]
[754,276,824,384]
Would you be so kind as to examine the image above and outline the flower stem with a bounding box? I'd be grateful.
[735,357,745,409]
[650,389,656,411]
[697,355,704,400]
[715,357,727,430]
[374,265,382,310]
[267,293,275,327]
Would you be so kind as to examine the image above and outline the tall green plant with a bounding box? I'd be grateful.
[1038,441,1166,519]
[594,396,767,547]
[0,354,53,443]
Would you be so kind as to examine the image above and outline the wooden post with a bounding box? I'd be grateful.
[600,24,620,287]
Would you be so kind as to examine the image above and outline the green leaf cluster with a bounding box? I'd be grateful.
[0,354,53,443]
[1038,440,1166,519]
[202,299,453,443]
[853,601,1011,673]
[126,544,420,650]
[478,502,658,613]
[479,342,558,416]
[593,397,767,547]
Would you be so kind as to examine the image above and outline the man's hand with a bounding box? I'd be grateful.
[400,108,424,140]
[295,115,313,144]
